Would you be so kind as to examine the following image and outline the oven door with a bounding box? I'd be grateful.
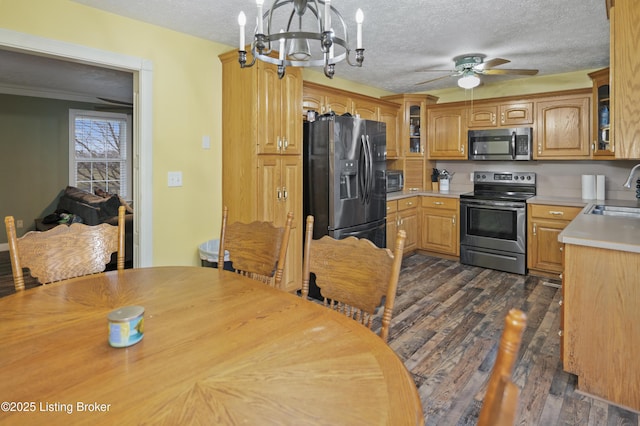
[460,198,527,254]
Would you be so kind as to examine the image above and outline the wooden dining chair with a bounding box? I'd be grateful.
[301,215,406,342]
[218,206,293,289]
[4,205,126,291]
[477,308,527,426]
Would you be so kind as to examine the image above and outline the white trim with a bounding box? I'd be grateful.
[0,29,153,267]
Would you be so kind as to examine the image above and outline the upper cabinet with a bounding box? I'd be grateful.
[382,94,438,158]
[608,0,640,159]
[303,82,401,160]
[534,91,591,159]
[468,101,533,128]
[589,68,613,157]
[258,65,302,155]
[427,105,467,159]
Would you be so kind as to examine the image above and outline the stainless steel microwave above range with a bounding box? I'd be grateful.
[460,171,536,275]
[385,170,404,193]
[468,127,533,161]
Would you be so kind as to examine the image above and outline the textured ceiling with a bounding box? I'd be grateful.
[0,0,610,102]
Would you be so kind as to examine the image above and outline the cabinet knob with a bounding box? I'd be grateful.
[500,112,505,124]
[282,187,288,200]
[549,211,564,216]
[533,223,537,235]
[452,215,456,225]
[558,330,563,337]
[559,299,563,306]
[283,138,289,150]
[434,201,444,205]
[276,187,282,200]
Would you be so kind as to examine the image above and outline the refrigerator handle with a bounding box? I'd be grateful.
[366,134,375,203]
[359,135,367,203]
[363,135,372,203]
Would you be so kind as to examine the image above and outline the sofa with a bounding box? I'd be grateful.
[54,186,134,268]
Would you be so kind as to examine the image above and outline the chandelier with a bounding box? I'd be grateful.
[237,0,364,79]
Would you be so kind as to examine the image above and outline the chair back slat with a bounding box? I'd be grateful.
[4,206,126,290]
[302,215,406,342]
[218,206,293,289]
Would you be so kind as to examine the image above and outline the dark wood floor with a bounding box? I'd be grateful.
[1,251,638,425]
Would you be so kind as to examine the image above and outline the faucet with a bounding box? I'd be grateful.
[623,163,640,188]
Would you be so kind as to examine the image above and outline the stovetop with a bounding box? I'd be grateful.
[461,171,537,202]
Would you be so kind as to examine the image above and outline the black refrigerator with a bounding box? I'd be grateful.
[303,114,387,298]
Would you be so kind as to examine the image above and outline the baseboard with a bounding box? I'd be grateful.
[0,243,8,252]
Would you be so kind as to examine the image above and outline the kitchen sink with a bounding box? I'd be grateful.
[587,204,640,218]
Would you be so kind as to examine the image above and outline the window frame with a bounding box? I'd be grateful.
[69,109,133,199]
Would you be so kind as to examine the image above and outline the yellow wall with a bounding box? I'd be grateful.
[0,0,229,265]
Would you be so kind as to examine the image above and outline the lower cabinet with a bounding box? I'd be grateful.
[386,197,419,254]
[419,197,459,256]
[527,204,582,276]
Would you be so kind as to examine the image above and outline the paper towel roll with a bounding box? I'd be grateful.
[596,175,606,200]
[582,175,596,200]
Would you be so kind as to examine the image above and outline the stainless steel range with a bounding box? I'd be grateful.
[459,171,536,275]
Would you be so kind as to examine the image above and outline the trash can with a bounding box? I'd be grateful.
[199,239,234,271]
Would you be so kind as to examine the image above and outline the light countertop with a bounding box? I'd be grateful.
[387,189,465,201]
[558,199,640,253]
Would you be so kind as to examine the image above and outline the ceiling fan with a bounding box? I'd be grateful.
[416,54,539,89]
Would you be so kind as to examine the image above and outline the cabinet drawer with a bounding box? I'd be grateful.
[530,204,582,221]
[387,201,398,215]
[421,196,458,210]
[398,197,418,211]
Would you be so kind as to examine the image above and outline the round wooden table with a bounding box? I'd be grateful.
[0,267,423,425]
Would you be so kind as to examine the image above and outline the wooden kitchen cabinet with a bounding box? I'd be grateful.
[534,91,591,159]
[608,0,640,159]
[219,49,302,292]
[302,82,401,159]
[527,204,582,276]
[467,101,533,128]
[420,196,459,256]
[387,197,419,254]
[257,62,302,155]
[563,243,640,411]
[427,105,467,159]
[382,94,439,158]
[589,68,614,157]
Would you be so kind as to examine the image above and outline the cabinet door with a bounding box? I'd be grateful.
[257,64,282,155]
[528,218,566,273]
[256,156,280,223]
[325,93,352,115]
[379,104,400,159]
[353,98,379,120]
[420,209,458,255]
[302,85,324,116]
[500,102,533,126]
[468,105,498,128]
[280,69,302,155]
[535,96,591,159]
[399,209,418,252]
[427,106,467,159]
[386,201,398,251]
[611,0,640,159]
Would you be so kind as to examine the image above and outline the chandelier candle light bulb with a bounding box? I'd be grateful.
[238,12,246,50]
[325,0,331,32]
[356,9,363,49]
[256,0,264,34]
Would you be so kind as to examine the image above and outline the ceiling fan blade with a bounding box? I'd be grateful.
[482,68,539,76]
[481,58,510,69]
[415,74,455,85]
[97,97,134,106]
[415,69,456,73]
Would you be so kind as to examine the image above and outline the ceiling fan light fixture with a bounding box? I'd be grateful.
[458,71,480,89]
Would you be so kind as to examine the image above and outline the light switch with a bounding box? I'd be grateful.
[168,171,183,187]
[202,135,211,149]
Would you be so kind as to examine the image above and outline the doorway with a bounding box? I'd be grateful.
[0,28,152,267]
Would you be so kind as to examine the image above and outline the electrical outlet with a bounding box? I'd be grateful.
[16,219,23,228]
[168,171,183,187]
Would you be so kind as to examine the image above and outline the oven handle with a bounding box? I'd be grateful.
[461,199,526,209]
[511,131,517,160]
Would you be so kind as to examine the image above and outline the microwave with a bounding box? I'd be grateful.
[468,127,533,161]
[385,170,404,193]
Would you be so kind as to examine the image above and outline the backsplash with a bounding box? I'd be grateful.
[436,160,640,201]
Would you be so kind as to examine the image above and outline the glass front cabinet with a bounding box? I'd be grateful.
[589,68,613,157]
[382,94,439,157]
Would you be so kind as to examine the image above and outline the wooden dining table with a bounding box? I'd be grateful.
[0,266,424,425]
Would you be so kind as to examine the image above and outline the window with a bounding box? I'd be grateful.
[69,109,132,199]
